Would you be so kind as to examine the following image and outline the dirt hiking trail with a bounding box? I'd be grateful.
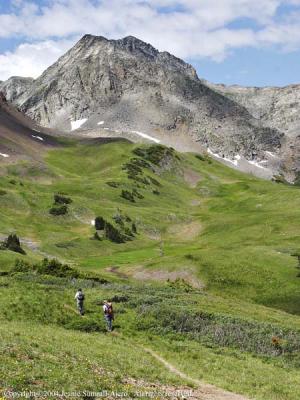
[142,346,251,400]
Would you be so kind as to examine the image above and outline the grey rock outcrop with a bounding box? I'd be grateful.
[0,76,34,104]
[207,82,300,137]
[208,82,300,182]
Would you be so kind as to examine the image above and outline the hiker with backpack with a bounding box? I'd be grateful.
[75,288,85,316]
[103,300,114,331]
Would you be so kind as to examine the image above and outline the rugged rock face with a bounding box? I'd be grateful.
[0,76,34,104]
[2,34,298,180]
[208,82,300,182]
[208,82,300,136]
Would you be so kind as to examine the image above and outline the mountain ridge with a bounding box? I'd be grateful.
[1,34,297,181]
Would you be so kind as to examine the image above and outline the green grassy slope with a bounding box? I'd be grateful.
[1,140,300,399]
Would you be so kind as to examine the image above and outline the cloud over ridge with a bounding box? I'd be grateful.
[0,0,300,80]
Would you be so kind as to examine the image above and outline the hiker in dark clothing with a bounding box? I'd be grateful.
[75,288,85,315]
[103,300,114,331]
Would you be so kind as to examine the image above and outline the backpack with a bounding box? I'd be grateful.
[105,303,113,315]
[77,292,84,301]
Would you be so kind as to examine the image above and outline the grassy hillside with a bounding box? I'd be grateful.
[1,139,300,399]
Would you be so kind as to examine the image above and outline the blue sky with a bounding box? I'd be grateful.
[0,0,300,87]
[194,48,300,87]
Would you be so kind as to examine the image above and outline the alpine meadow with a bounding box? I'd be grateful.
[0,7,300,400]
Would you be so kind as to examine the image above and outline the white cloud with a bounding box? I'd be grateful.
[0,0,281,38]
[0,39,76,80]
[0,0,300,79]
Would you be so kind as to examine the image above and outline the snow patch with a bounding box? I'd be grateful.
[223,156,239,166]
[32,135,44,141]
[207,148,220,158]
[265,151,276,158]
[207,149,270,170]
[0,153,9,158]
[71,118,87,131]
[131,131,160,143]
[207,148,240,166]
[97,121,104,125]
[248,160,268,170]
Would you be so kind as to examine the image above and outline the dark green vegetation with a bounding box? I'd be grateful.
[49,193,72,215]
[0,234,26,254]
[54,193,73,205]
[49,204,68,216]
[12,258,106,283]
[1,140,300,399]
[93,211,137,243]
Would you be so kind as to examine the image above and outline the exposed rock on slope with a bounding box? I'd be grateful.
[3,35,282,165]
[208,82,300,182]
[0,76,34,104]
[208,82,300,136]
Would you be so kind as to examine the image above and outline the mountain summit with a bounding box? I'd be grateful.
[1,34,295,180]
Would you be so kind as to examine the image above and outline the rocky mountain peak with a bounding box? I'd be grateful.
[72,34,159,59]
[68,34,197,78]
[76,33,109,48]
[1,34,296,181]
[116,35,159,58]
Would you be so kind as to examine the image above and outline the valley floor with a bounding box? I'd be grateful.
[1,140,300,399]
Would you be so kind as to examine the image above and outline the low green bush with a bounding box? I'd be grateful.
[110,295,129,303]
[13,258,107,283]
[65,318,105,333]
[136,305,300,357]
[93,212,136,243]
[13,259,31,272]
[49,205,68,216]
[54,193,73,205]
[121,190,135,202]
[104,222,127,243]
[38,258,79,278]
[106,181,120,188]
[0,234,26,255]
[133,145,179,166]
[195,154,206,161]
[148,176,161,187]
[95,216,106,230]
[13,258,78,278]
[123,158,152,174]
[195,154,212,163]
[132,188,144,199]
